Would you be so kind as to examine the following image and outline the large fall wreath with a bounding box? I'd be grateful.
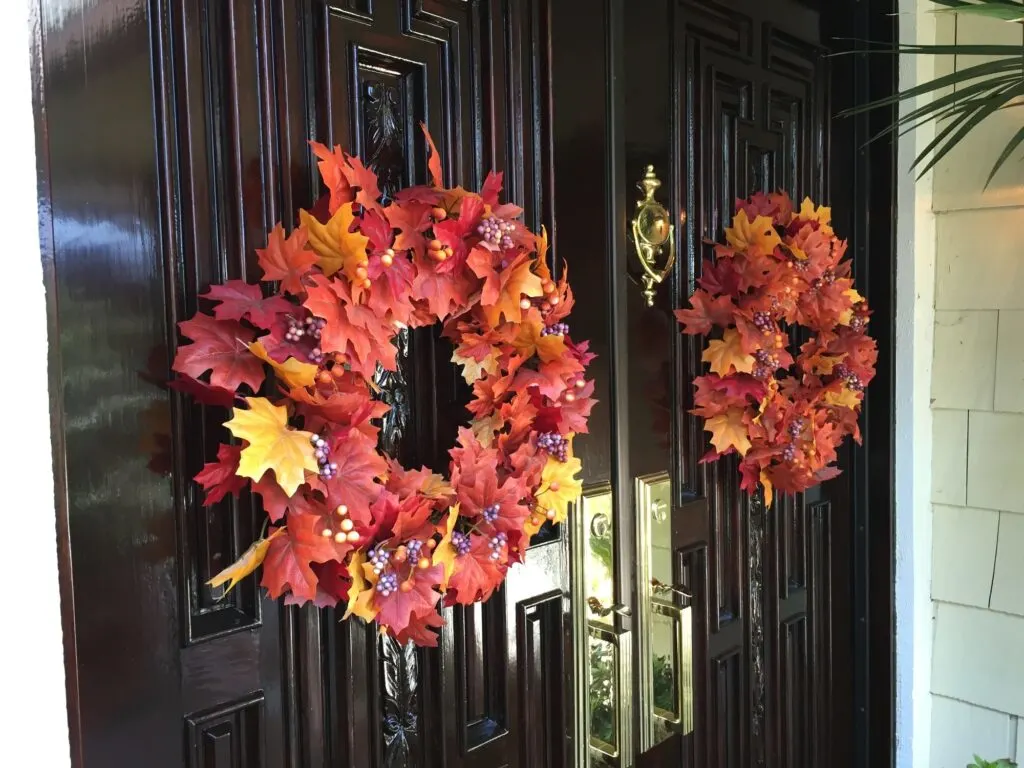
[675,192,876,504]
[171,126,594,646]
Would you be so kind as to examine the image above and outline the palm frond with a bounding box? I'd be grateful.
[835,0,1024,187]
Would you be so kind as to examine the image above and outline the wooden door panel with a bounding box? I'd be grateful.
[46,1,565,766]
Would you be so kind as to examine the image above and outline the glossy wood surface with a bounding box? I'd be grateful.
[39,1,569,766]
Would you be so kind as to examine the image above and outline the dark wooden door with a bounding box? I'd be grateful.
[40,1,569,767]
[550,1,893,766]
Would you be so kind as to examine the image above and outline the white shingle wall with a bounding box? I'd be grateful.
[928,8,1024,767]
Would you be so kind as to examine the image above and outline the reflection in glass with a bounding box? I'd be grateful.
[637,472,695,750]
[588,632,618,762]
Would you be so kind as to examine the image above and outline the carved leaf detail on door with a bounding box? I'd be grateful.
[381,634,420,768]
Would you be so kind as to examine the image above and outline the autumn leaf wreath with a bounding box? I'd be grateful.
[171,126,594,646]
[675,192,877,505]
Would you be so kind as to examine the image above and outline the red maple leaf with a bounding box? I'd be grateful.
[257,224,317,295]
[317,430,388,519]
[376,562,445,637]
[341,154,383,214]
[446,535,506,605]
[169,374,238,408]
[306,560,352,608]
[384,200,433,257]
[253,473,316,523]
[532,378,596,434]
[289,381,388,441]
[480,170,503,207]
[257,310,317,364]
[310,141,354,214]
[697,258,742,296]
[366,251,415,326]
[202,279,293,329]
[411,251,473,321]
[387,494,438,542]
[261,512,348,603]
[172,312,264,392]
[195,443,247,505]
[394,606,444,647]
[433,195,484,275]
[359,207,394,253]
[674,291,736,335]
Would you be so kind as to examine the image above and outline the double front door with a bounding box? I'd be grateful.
[44,0,854,766]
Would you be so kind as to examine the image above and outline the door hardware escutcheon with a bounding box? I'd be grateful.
[630,165,684,306]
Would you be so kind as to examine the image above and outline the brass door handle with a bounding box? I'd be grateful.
[587,596,632,618]
[631,165,684,306]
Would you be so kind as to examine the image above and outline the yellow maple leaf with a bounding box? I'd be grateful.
[299,204,369,281]
[484,258,544,326]
[248,340,318,389]
[470,413,502,448]
[432,504,461,588]
[797,197,832,230]
[535,453,583,525]
[451,347,499,384]
[224,397,318,496]
[343,550,380,622]
[512,320,566,363]
[725,210,781,254]
[806,351,846,376]
[207,529,283,595]
[705,407,751,456]
[824,388,861,410]
[702,328,755,376]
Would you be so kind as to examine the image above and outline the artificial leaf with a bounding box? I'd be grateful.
[701,328,755,376]
[432,504,461,587]
[316,431,388,518]
[384,200,432,256]
[261,512,345,603]
[208,529,283,595]
[203,279,292,329]
[343,550,379,622]
[195,443,247,505]
[309,141,354,214]
[299,204,369,282]
[724,210,781,254]
[824,387,861,410]
[224,397,318,496]
[512,320,567,363]
[445,536,506,605]
[482,253,544,326]
[421,122,444,187]
[340,154,382,213]
[480,170,503,207]
[253,473,315,523]
[248,340,318,389]
[675,291,736,335]
[535,453,583,523]
[169,374,237,408]
[257,224,317,295]
[377,563,445,636]
[704,407,752,456]
[452,346,499,384]
[172,313,264,392]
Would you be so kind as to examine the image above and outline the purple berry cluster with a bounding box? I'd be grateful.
[477,216,515,249]
[753,349,780,380]
[782,444,796,462]
[451,531,472,556]
[788,417,805,439]
[376,571,399,596]
[541,322,569,337]
[536,431,568,462]
[285,316,325,343]
[482,503,501,524]
[487,532,507,561]
[369,547,391,575]
[311,434,338,480]
[405,539,424,561]
[752,311,773,333]
[810,269,836,291]
[849,316,867,333]
[834,364,864,392]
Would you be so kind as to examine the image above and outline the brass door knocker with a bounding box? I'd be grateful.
[630,165,683,306]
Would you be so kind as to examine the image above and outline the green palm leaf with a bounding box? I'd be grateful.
[836,0,1024,186]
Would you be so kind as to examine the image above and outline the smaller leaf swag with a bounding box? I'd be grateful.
[172,125,595,647]
[676,192,877,504]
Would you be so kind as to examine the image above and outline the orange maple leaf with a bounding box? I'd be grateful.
[702,328,755,376]
[257,224,317,295]
[512,320,566,363]
[483,254,544,326]
[704,408,751,456]
[248,340,318,389]
[207,529,284,595]
[421,123,444,187]
[299,204,369,283]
